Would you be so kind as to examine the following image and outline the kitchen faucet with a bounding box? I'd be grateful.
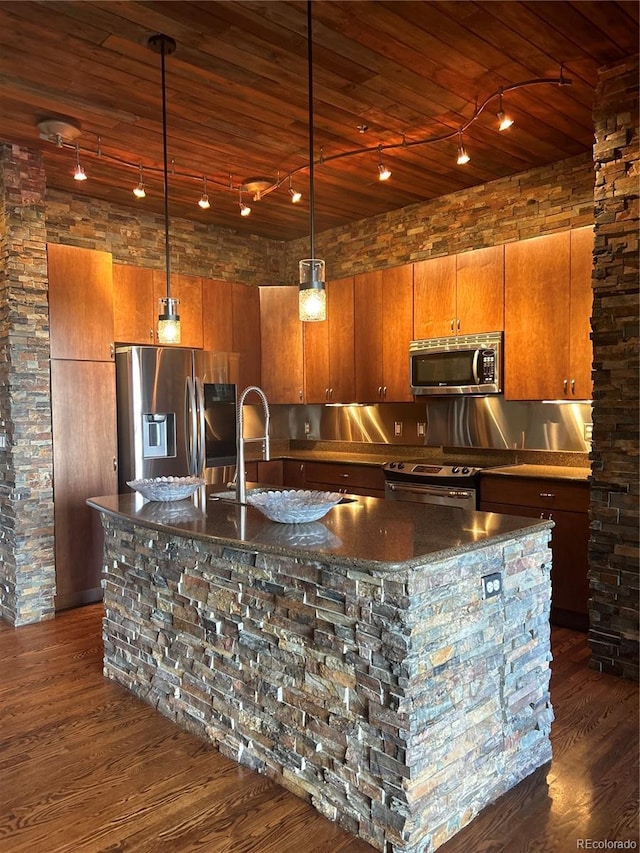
[236,385,270,504]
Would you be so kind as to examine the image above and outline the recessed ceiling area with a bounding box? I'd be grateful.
[0,0,637,241]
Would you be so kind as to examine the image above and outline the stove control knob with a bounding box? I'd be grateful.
[397,462,405,469]
[451,466,460,473]
[388,462,396,469]
[462,467,470,474]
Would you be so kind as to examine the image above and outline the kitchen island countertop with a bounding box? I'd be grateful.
[88,487,550,572]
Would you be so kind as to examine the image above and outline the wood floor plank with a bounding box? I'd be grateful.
[0,605,637,853]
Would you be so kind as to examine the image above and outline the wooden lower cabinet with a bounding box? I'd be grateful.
[244,459,284,486]
[283,460,385,498]
[480,475,590,630]
[51,359,118,610]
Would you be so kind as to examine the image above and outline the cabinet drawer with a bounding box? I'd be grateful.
[303,461,385,492]
[480,475,589,512]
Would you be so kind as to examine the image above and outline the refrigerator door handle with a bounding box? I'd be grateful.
[185,376,198,476]
[194,376,206,477]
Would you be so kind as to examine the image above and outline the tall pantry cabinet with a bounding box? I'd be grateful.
[47,244,118,610]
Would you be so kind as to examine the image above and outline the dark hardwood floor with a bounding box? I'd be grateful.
[0,605,637,853]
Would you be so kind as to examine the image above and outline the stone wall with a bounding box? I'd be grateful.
[589,54,640,679]
[101,515,553,853]
[0,144,55,625]
[44,189,284,286]
[283,152,595,280]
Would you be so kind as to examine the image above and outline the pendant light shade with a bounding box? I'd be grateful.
[149,33,181,345]
[298,1,326,323]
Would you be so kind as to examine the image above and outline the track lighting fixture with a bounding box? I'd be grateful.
[73,142,87,181]
[149,32,181,346]
[497,90,514,131]
[456,132,470,165]
[133,165,146,198]
[288,175,302,203]
[377,147,391,181]
[238,190,251,216]
[198,176,210,209]
[298,0,326,323]
[40,68,571,223]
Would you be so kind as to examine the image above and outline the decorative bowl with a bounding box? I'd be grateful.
[246,489,343,524]
[127,476,204,502]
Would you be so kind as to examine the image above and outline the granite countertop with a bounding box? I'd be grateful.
[480,464,591,482]
[87,487,551,573]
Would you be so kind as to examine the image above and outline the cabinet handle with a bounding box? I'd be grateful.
[329,387,333,399]
[109,342,115,360]
[113,456,118,472]
[377,386,383,397]
[149,328,154,341]
[383,386,387,398]
[539,492,555,499]
[299,389,303,401]
[457,318,461,331]
[340,473,350,478]
[571,378,575,395]
[450,319,455,332]
[563,378,568,394]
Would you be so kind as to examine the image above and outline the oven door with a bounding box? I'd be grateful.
[385,481,477,509]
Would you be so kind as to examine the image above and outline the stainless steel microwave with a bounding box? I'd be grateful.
[409,332,503,396]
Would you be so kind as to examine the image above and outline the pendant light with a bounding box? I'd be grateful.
[149,33,181,346]
[298,0,326,323]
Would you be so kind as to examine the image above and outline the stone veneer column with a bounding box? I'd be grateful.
[589,55,639,679]
[0,143,55,625]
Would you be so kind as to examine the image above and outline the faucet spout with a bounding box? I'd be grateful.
[236,385,271,504]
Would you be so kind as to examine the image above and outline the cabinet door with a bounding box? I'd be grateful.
[354,270,384,401]
[283,460,306,488]
[481,500,589,630]
[456,245,504,334]
[260,286,304,403]
[504,232,571,400]
[202,278,234,353]
[232,283,261,392]
[153,271,203,349]
[569,226,594,400]
[381,265,414,401]
[304,276,355,403]
[113,264,155,345]
[51,359,118,610]
[48,244,114,361]
[413,255,456,339]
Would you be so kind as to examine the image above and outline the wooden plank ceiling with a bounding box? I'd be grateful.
[0,1,636,241]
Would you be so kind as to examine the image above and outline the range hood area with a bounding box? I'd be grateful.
[265,397,593,454]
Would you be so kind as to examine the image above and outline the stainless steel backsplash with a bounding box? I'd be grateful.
[258,398,592,452]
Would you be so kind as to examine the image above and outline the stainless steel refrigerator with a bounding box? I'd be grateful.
[116,346,238,491]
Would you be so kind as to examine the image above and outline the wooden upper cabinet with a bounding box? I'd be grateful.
[260,286,304,403]
[202,278,234,353]
[113,264,155,345]
[355,265,413,402]
[505,230,590,400]
[569,226,594,400]
[455,245,504,335]
[413,255,456,339]
[232,283,261,392]
[413,247,504,339]
[152,271,203,349]
[304,276,355,404]
[47,243,114,361]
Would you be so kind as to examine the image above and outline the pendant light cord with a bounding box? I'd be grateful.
[160,41,171,301]
[307,0,315,260]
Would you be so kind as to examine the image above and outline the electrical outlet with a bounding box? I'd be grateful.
[394,421,403,437]
[304,421,311,435]
[417,422,425,437]
[584,422,593,441]
[482,572,502,599]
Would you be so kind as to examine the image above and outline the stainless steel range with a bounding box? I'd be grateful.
[383,460,482,509]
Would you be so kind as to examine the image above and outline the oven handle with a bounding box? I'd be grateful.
[386,482,473,499]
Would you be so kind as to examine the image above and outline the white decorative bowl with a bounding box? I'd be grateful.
[127,476,204,502]
[246,489,343,524]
